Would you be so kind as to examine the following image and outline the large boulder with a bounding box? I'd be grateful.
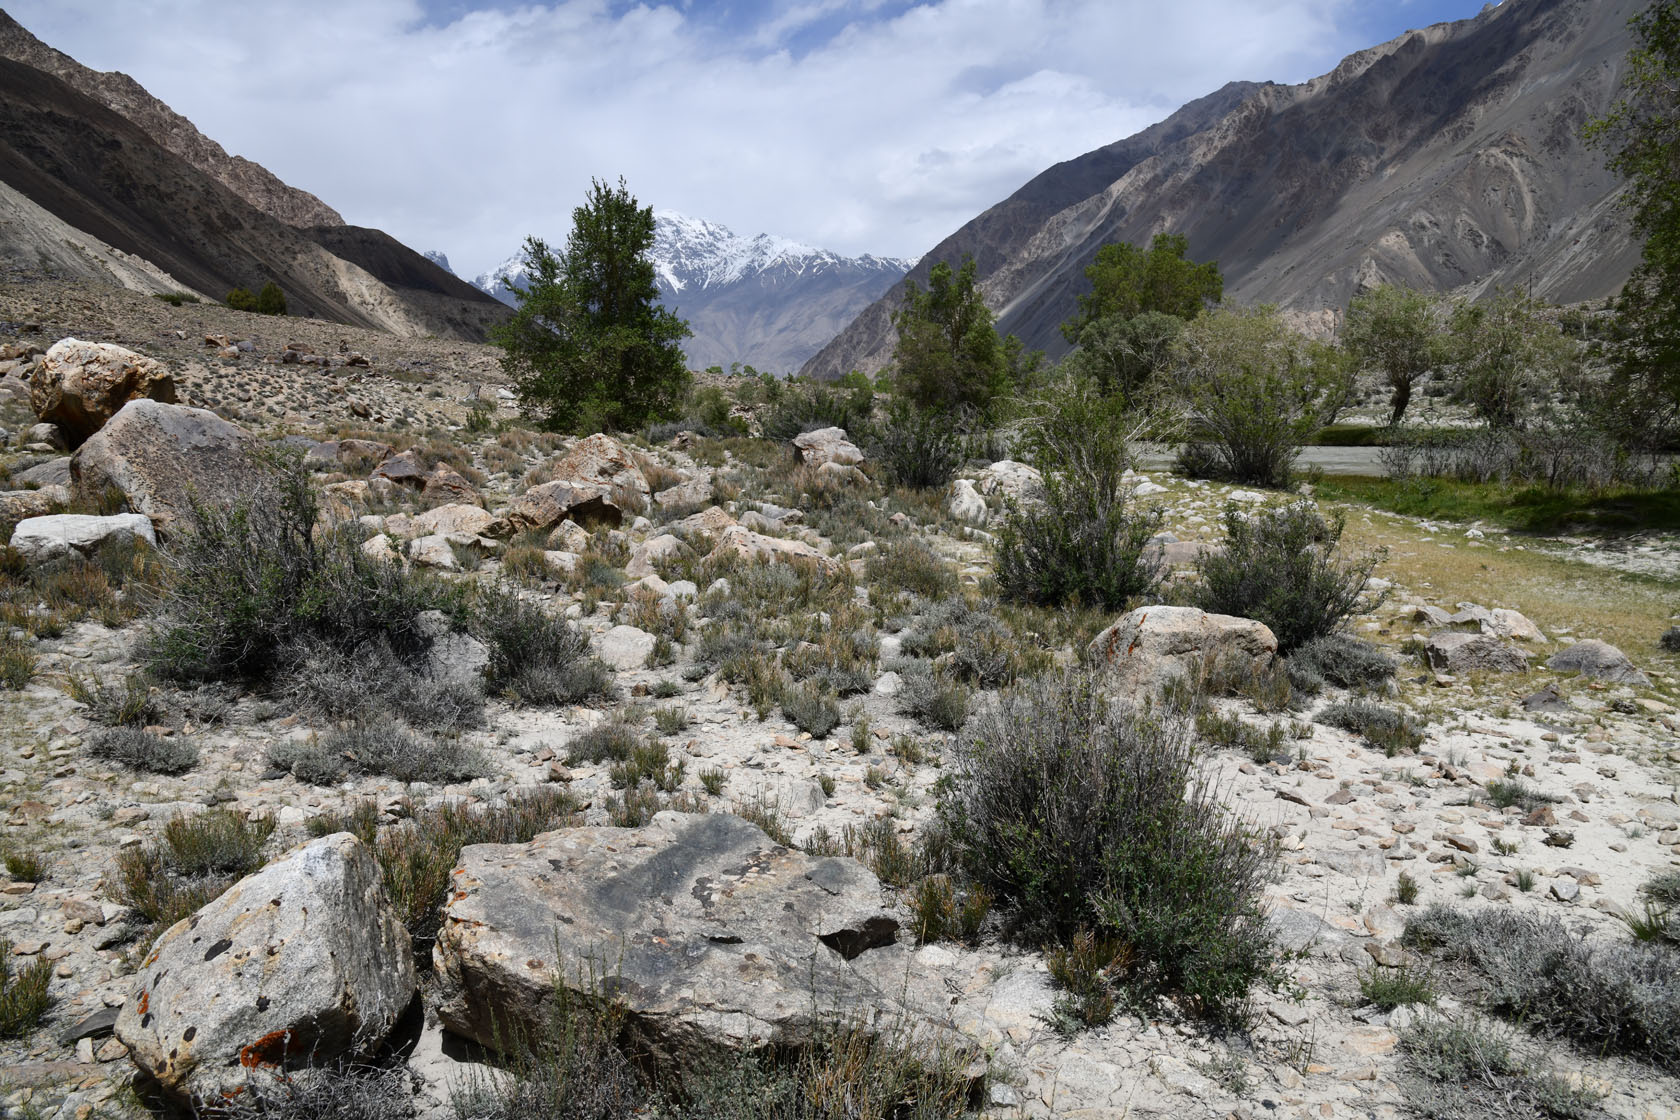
[114,833,415,1105]
[434,813,910,1071]
[1546,639,1649,686]
[792,427,864,468]
[1088,606,1277,694]
[1425,631,1532,674]
[503,480,624,533]
[30,339,177,446]
[976,460,1044,504]
[70,400,260,535]
[9,513,155,565]
[410,503,497,538]
[547,433,650,501]
[703,525,839,573]
[597,624,658,671]
[947,479,988,525]
[0,489,60,526]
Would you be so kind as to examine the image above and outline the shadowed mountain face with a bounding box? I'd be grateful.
[0,8,343,229]
[0,47,507,341]
[803,0,1643,380]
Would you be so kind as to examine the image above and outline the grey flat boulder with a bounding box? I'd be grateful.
[71,400,259,536]
[9,513,155,565]
[1425,631,1532,674]
[1546,639,1649,686]
[434,812,907,1071]
[114,833,415,1104]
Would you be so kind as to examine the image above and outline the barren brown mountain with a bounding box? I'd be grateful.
[803,0,1644,379]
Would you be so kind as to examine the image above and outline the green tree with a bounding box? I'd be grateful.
[1064,233,1223,342]
[225,287,257,312]
[1059,310,1185,405]
[255,282,287,316]
[494,177,691,433]
[891,257,1021,417]
[1587,1,1680,448]
[1342,284,1441,425]
[1442,291,1580,431]
[1173,306,1353,489]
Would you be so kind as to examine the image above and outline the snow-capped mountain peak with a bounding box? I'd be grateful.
[472,212,911,301]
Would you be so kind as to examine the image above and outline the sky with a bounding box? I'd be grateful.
[9,0,1492,278]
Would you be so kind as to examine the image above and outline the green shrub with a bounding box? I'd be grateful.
[284,635,484,730]
[0,940,52,1039]
[476,590,614,707]
[870,399,965,490]
[899,598,1048,689]
[1662,626,1680,652]
[1359,964,1436,1010]
[0,639,35,689]
[3,850,44,882]
[113,810,276,943]
[782,680,841,738]
[1192,502,1386,653]
[993,385,1162,611]
[565,721,646,765]
[1403,904,1680,1068]
[88,727,200,775]
[1483,778,1560,812]
[866,538,958,600]
[939,671,1276,1025]
[1316,699,1423,755]
[145,452,453,683]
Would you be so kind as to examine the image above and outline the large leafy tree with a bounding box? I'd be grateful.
[891,256,1025,417]
[1060,233,1223,405]
[1588,1,1680,448]
[1064,233,1223,341]
[494,177,691,433]
[1443,291,1580,431]
[1342,284,1442,426]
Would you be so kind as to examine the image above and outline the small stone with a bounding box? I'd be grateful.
[1550,880,1580,903]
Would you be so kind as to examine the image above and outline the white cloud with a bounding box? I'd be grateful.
[8,0,1480,276]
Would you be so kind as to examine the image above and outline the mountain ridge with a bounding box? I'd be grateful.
[802,0,1642,380]
[474,212,911,373]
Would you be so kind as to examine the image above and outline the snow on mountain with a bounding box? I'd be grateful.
[422,249,455,276]
[470,212,913,373]
[472,212,911,306]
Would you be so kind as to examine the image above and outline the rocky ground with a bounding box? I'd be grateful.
[0,279,1677,1120]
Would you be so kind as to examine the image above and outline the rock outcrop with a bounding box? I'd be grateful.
[30,339,176,446]
[114,833,415,1104]
[70,400,259,535]
[1087,606,1277,694]
[435,812,909,1071]
[8,512,154,565]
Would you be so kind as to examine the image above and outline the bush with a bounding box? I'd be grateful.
[89,727,200,775]
[896,662,970,732]
[1359,964,1436,1010]
[211,1061,414,1120]
[870,399,965,490]
[1316,699,1423,755]
[1173,306,1352,489]
[284,635,483,730]
[1288,634,1396,692]
[269,726,488,786]
[1402,904,1680,1069]
[1192,502,1385,653]
[0,638,34,689]
[113,810,275,943]
[782,680,841,738]
[994,383,1163,610]
[476,590,614,707]
[1662,626,1680,652]
[866,538,957,600]
[939,672,1276,1025]
[145,452,453,684]
[1399,1013,1604,1120]
[0,940,52,1039]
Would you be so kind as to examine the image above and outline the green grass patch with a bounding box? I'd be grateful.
[1316,475,1680,534]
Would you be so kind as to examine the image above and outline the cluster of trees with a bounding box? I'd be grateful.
[226,282,286,316]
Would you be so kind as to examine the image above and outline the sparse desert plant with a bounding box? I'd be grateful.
[112,809,276,943]
[867,538,958,600]
[895,662,971,732]
[940,671,1276,1026]
[88,726,200,775]
[1045,929,1126,1032]
[0,638,35,690]
[269,726,488,787]
[209,1060,415,1120]
[1315,699,1423,755]
[1394,871,1420,906]
[566,721,646,765]
[1402,904,1680,1068]
[476,590,614,707]
[1399,1012,1604,1120]
[1359,964,1437,1010]
[699,768,726,796]
[1483,778,1561,812]
[0,939,52,1039]
[3,850,44,882]
[782,680,841,738]
[1192,502,1386,653]
[1287,633,1396,693]
[870,397,966,490]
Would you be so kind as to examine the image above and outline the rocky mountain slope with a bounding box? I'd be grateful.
[477,212,910,373]
[804,0,1643,379]
[0,9,343,230]
[0,17,508,344]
